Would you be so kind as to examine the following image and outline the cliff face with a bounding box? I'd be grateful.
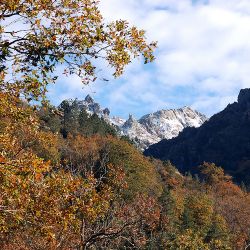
[144,89,250,185]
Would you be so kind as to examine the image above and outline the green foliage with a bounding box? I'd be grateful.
[200,162,231,185]
[120,135,137,146]
[182,194,213,233]
[107,138,163,199]
[61,134,162,199]
[79,112,117,137]
[206,214,231,247]
[38,104,61,133]
[165,229,210,250]
[59,100,80,137]
[38,99,118,138]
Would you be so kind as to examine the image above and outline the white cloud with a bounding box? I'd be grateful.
[48,0,250,118]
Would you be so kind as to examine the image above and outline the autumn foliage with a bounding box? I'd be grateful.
[1,95,250,249]
[0,0,156,101]
[0,93,161,249]
[1,1,250,249]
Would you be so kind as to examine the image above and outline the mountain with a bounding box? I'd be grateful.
[63,95,207,150]
[119,107,207,149]
[144,88,250,185]
[68,94,111,117]
[120,114,159,149]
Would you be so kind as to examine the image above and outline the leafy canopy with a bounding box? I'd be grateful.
[0,0,157,100]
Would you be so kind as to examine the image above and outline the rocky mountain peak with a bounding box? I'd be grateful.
[128,114,136,122]
[59,96,207,150]
[123,114,138,128]
[238,88,250,105]
[85,94,94,104]
[103,108,110,116]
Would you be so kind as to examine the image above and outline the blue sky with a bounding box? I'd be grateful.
[48,0,250,119]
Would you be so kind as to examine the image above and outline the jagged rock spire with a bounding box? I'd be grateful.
[128,113,135,121]
[103,108,110,116]
[85,94,94,103]
[238,88,250,104]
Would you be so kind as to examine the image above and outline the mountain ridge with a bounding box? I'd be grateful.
[61,95,207,149]
[144,88,250,185]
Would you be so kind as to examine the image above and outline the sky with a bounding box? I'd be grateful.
[48,0,250,119]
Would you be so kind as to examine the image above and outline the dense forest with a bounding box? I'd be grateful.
[1,94,250,249]
[1,1,250,249]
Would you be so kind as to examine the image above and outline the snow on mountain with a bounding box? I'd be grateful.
[120,114,159,149]
[73,95,107,116]
[67,95,207,150]
[118,107,207,150]
[109,116,126,127]
[139,106,207,140]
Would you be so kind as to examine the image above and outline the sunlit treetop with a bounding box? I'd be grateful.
[0,0,157,100]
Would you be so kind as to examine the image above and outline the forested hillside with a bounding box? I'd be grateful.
[1,95,250,249]
[39,99,117,138]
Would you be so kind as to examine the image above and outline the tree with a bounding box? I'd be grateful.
[201,163,250,249]
[60,134,163,199]
[0,2,159,248]
[38,103,61,133]
[0,93,162,249]
[182,194,213,234]
[0,1,172,249]
[200,162,231,186]
[0,0,156,100]
[79,111,117,137]
[58,99,80,137]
